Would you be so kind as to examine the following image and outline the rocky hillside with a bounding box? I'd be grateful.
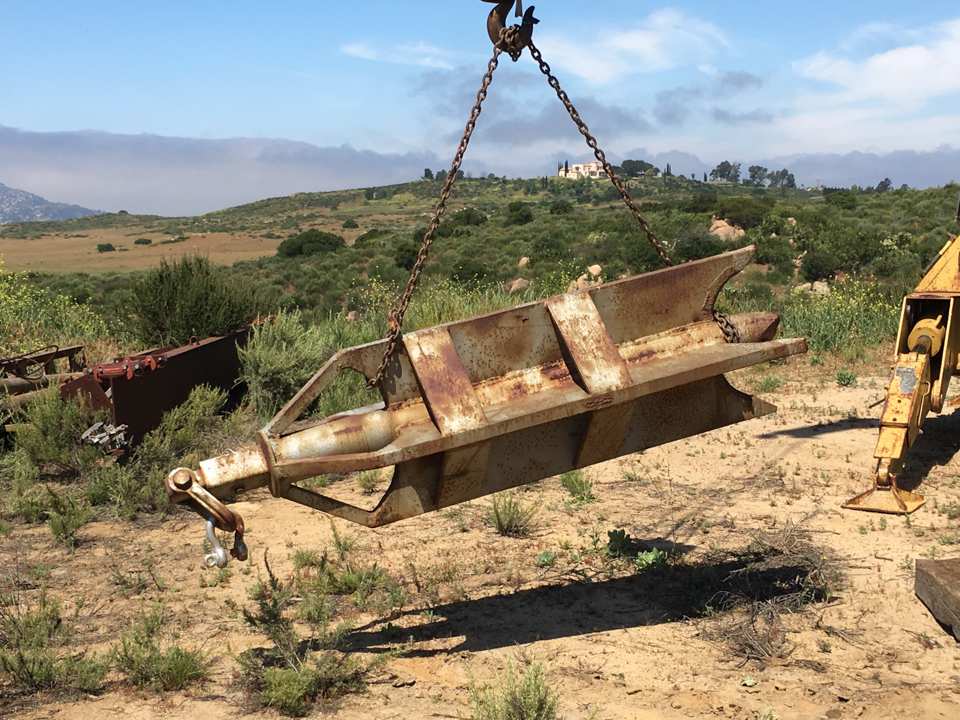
[0,182,100,223]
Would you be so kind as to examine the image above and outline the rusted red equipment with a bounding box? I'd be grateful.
[62,328,251,444]
[0,345,86,381]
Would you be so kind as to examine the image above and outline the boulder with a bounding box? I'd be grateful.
[587,264,602,278]
[506,277,530,294]
[709,217,746,240]
[346,311,360,322]
[517,256,530,269]
[787,217,797,227]
[791,281,831,297]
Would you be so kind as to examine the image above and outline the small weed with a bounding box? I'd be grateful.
[239,554,381,717]
[46,489,91,549]
[941,503,960,520]
[113,606,208,691]
[489,494,537,538]
[836,369,857,387]
[560,470,595,504]
[633,548,668,572]
[535,550,557,569]
[0,584,108,695]
[356,470,380,495]
[755,375,783,393]
[470,658,559,720]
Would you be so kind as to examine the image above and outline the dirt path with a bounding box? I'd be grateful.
[4,357,960,719]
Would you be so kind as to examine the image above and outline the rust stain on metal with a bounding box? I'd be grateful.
[167,246,808,531]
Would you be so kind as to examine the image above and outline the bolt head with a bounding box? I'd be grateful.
[171,468,194,491]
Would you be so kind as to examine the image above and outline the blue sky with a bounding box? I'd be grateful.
[3,2,960,211]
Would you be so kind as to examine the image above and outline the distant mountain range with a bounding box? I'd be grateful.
[0,181,100,224]
[1,124,959,217]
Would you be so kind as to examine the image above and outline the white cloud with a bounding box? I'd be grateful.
[341,40,455,70]
[537,8,728,84]
[794,19,960,106]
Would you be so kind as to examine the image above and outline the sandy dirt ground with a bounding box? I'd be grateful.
[3,356,959,719]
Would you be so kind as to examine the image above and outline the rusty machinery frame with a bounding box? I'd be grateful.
[168,249,807,563]
[164,4,808,565]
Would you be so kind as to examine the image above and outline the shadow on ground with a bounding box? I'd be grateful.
[347,547,823,656]
[760,411,960,491]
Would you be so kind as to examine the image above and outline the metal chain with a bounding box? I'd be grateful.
[369,47,503,388]
[526,42,673,267]
[526,41,741,344]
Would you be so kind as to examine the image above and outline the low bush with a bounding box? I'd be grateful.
[0,586,108,695]
[132,255,262,346]
[239,309,379,420]
[45,488,91,548]
[470,659,559,720]
[14,390,102,478]
[277,229,344,258]
[0,260,111,356]
[504,202,534,227]
[96,243,116,253]
[134,238,153,245]
[341,218,359,229]
[239,555,382,717]
[113,606,208,691]
[490,494,537,538]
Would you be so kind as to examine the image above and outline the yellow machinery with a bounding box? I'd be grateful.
[846,221,960,515]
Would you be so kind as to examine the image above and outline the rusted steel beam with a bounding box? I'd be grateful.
[168,247,807,531]
[0,345,86,379]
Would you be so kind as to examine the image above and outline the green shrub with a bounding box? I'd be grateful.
[836,369,857,387]
[46,489,91,548]
[134,238,153,245]
[0,260,111,356]
[505,202,534,226]
[781,279,899,353]
[132,255,261,346]
[559,470,594,504]
[716,196,773,229]
[490,494,537,538]
[801,249,841,282]
[0,588,107,694]
[239,309,379,420]
[277,229,344,257]
[452,207,488,227]
[15,390,103,478]
[240,556,380,717]
[113,606,208,691]
[470,660,559,720]
[341,218,359,229]
[96,243,116,253]
[549,199,573,215]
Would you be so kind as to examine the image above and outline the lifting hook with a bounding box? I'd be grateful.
[483,0,538,58]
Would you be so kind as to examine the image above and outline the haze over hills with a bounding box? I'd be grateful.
[0,181,100,224]
[2,124,959,217]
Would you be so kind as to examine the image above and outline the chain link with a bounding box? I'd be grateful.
[526,41,741,344]
[369,47,503,388]
[526,42,673,267]
[369,32,743,388]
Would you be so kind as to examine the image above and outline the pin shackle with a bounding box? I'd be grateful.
[167,468,248,566]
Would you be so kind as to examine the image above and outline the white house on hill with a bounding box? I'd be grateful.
[558,160,604,179]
